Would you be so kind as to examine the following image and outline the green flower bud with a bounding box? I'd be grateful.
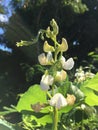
[16,40,33,47]
[46,26,51,38]
[43,41,55,52]
[58,38,68,52]
[50,19,59,36]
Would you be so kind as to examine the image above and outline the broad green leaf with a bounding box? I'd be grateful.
[22,112,52,128]
[83,73,98,91]
[16,84,48,113]
[80,87,98,106]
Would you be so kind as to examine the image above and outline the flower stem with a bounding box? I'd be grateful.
[52,107,58,130]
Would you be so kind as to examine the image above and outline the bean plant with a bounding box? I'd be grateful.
[0,19,98,130]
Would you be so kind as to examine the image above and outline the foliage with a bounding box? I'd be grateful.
[62,0,88,13]
[0,0,98,129]
[0,19,98,130]
[88,48,98,72]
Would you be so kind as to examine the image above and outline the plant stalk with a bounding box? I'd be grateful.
[52,107,58,130]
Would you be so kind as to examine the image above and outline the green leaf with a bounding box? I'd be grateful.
[59,105,73,114]
[58,76,70,96]
[16,84,47,113]
[0,119,15,130]
[22,111,52,128]
[80,87,98,106]
[83,73,98,91]
[69,84,84,100]
[80,73,98,106]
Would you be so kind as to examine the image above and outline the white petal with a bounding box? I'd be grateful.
[60,56,66,68]
[47,75,54,85]
[40,81,50,91]
[40,74,54,91]
[38,53,47,65]
[61,56,66,63]
[63,58,74,70]
[47,52,53,61]
[49,93,68,109]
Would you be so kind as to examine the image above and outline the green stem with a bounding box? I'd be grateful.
[52,107,58,130]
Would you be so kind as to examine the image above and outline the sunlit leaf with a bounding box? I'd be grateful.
[59,105,74,114]
[16,84,48,113]
[81,73,98,92]
[80,87,98,106]
[22,111,52,128]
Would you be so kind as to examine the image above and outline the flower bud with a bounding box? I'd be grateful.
[66,94,76,105]
[58,38,68,52]
[50,19,59,36]
[46,26,51,38]
[43,41,55,52]
[55,70,67,82]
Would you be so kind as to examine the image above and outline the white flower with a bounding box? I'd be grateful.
[85,72,95,79]
[49,93,68,109]
[38,53,47,65]
[75,70,85,78]
[61,56,74,70]
[38,52,53,65]
[40,74,54,91]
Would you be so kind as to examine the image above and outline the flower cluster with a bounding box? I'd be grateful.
[38,19,75,109]
[49,93,76,109]
[75,66,95,83]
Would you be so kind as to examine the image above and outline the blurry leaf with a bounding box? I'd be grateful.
[16,84,48,113]
[0,105,17,116]
[0,5,5,14]
[80,87,98,106]
[80,73,98,106]
[0,119,15,130]
[59,105,73,114]
[82,73,98,92]
[58,76,70,96]
[25,67,34,82]
[69,84,84,100]
[92,55,98,59]
[22,111,52,128]
[88,51,95,56]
